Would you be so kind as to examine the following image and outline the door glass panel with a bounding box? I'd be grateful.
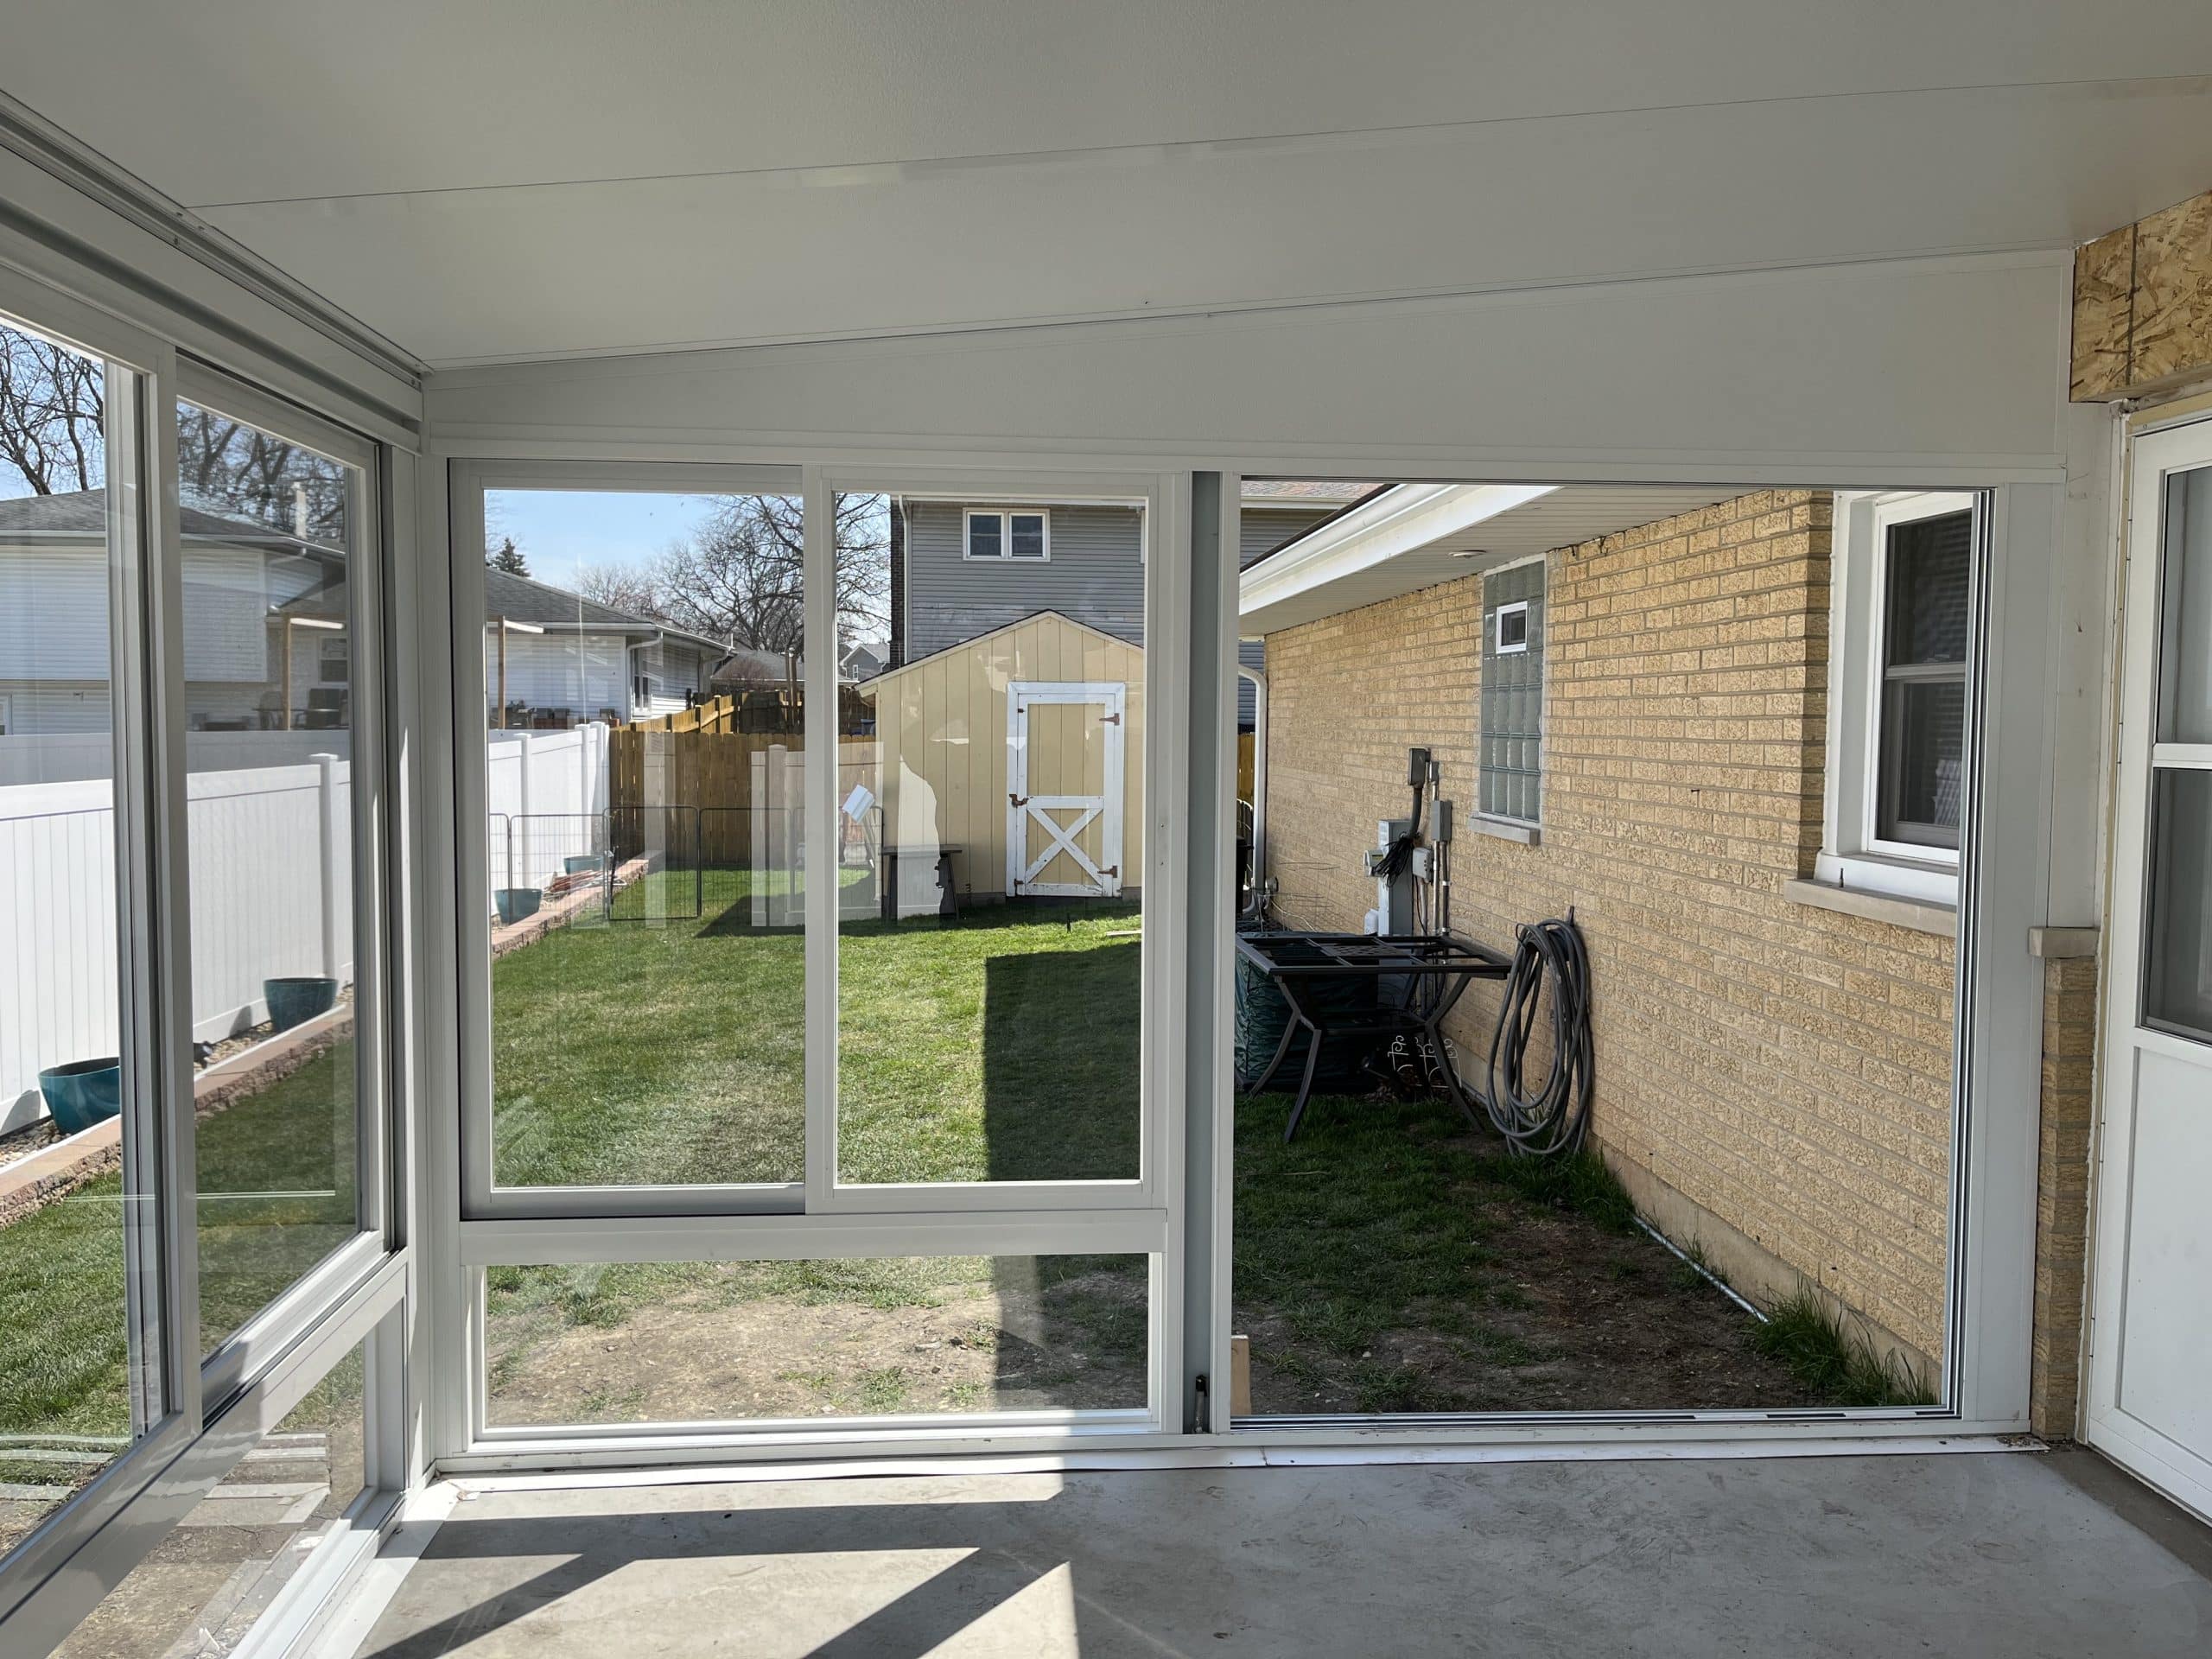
[837,495,1144,1185]
[2144,767,2212,1043]
[484,1255,1148,1425]
[483,489,804,1189]
[2157,465,2212,746]
[177,400,368,1355]
[0,315,164,1555]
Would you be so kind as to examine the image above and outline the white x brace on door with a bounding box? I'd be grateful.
[1007,680,1126,898]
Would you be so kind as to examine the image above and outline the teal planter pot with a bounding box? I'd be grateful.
[39,1058,120,1136]
[563,853,608,875]
[265,976,339,1033]
[494,887,543,925]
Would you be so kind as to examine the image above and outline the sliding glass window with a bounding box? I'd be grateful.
[174,388,382,1367]
[0,310,168,1557]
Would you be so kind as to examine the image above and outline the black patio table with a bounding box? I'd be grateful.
[1236,930,1510,1142]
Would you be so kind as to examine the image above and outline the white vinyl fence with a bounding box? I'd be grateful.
[2,723,614,1132]
[486,724,611,893]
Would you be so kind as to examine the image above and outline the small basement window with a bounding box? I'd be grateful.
[966,508,1050,561]
[1478,561,1546,826]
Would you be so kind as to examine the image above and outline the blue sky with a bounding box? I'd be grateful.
[486,489,720,592]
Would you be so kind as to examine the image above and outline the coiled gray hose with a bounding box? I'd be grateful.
[1482,913,1595,1158]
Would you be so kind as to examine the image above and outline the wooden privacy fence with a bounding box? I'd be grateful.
[609,727,877,862]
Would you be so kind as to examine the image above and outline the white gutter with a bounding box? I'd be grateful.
[1238,482,1555,636]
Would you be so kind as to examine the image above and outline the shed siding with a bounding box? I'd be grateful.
[870,613,1144,907]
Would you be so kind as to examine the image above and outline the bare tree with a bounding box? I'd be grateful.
[575,561,667,617]
[0,325,105,494]
[647,493,889,651]
[177,403,348,543]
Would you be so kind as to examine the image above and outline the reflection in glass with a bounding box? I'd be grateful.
[485,1256,1148,1425]
[177,400,365,1354]
[2157,466,2212,747]
[837,496,1144,1185]
[0,315,161,1557]
[52,1343,367,1658]
[483,490,804,1188]
[2145,768,2212,1043]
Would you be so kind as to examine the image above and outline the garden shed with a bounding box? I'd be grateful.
[861,610,1144,911]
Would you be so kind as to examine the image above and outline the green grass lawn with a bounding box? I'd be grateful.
[0,1040,357,1520]
[491,868,1140,1188]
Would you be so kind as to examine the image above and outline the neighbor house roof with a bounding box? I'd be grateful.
[1239,480,1381,504]
[0,486,338,552]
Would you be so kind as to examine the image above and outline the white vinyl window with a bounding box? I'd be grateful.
[965,507,1050,561]
[1821,491,1978,903]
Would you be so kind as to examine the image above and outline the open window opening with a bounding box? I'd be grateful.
[1232,480,1971,1422]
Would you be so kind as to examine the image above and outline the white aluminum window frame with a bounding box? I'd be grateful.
[1820,490,1976,905]
[963,505,1052,562]
[440,462,1179,1458]
[1493,598,1530,654]
[0,265,414,1657]
[417,435,2049,1477]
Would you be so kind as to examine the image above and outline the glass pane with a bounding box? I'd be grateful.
[485,1255,1148,1425]
[0,316,162,1554]
[485,490,804,1188]
[1883,509,1972,666]
[1479,563,1543,824]
[2156,465,2212,746]
[966,512,1000,559]
[1009,512,1046,559]
[51,1340,367,1659]
[1878,677,1966,846]
[2145,768,2212,1042]
[177,401,365,1353]
[840,495,1142,1185]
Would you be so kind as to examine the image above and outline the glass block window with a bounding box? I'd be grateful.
[1480,561,1546,823]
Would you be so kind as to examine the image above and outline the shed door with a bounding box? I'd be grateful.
[1007,681,1125,898]
[2087,418,2212,1524]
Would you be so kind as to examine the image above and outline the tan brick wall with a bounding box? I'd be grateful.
[1262,490,1958,1365]
[2031,953,2098,1438]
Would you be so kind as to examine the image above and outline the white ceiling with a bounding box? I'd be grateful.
[7,3,2212,367]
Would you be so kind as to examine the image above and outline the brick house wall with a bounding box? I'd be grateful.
[1262,490,1963,1370]
[1261,485,2100,1415]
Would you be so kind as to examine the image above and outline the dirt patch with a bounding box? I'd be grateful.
[1234,1100,1826,1416]
[486,1262,1148,1427]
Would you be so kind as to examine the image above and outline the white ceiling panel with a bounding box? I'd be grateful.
[3,3,2210,365]
[191,77,2212,365]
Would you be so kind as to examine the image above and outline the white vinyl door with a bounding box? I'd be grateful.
[1007,681,1126,898]
[2087,416,2212,1523]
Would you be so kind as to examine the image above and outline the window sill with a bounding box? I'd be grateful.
[1469,815,1541,846]
[1783,878,1956,938]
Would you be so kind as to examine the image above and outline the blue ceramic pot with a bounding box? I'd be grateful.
[38,1057,121,1135]
[265,976,340,1033]
[494,887,543,925]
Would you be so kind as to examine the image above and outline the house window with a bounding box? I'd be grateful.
[1819,491,1980,904]
[1478,561,1545,825]
[966,507,1050,561]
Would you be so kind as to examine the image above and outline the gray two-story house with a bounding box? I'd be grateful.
[886,482,1374,727]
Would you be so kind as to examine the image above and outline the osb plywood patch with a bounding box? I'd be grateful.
[2132,190,2212,390]
[2069,224,2134,401]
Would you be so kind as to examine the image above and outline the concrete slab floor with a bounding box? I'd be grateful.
[346,1448,2212,1658]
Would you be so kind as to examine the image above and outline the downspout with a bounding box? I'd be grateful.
[1238,662,1268,918]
